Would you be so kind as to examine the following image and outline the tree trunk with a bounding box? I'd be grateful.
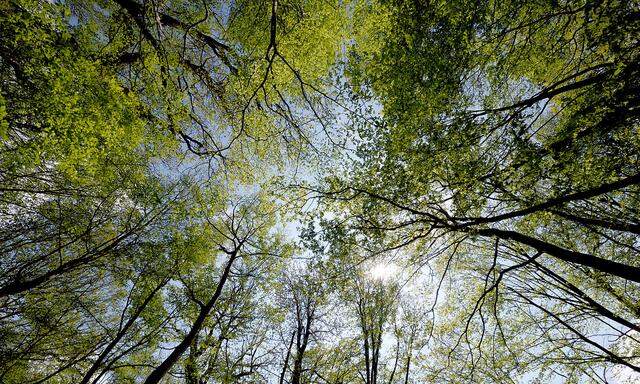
[79,279,167,384]
[143,250,237,384]
[279,331,296,384]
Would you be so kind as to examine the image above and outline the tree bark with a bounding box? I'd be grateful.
[79,279,168,384]
[279,331,296,384]
[477,228,640,284]
[143,250,238,384]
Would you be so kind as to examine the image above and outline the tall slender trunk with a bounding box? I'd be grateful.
[79,279,168,384]
[403,338,412,384]
[143,250,237,384]
[388,338,400,384]
[371,330,382,384]
[279,331,296,384]
[358,297,372,384]
[403,353,411,384]
[292,304,313,384]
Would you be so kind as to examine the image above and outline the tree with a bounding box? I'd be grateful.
[274,266,327,384]
[1,0,350,382]
[310,0,640,380]
[4,0,640,382]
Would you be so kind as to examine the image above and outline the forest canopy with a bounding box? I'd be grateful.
[1,0,639,383]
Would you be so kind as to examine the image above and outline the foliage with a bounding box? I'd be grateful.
[1,0,640,383]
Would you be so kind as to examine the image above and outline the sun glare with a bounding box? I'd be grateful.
[368,263,398,281]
